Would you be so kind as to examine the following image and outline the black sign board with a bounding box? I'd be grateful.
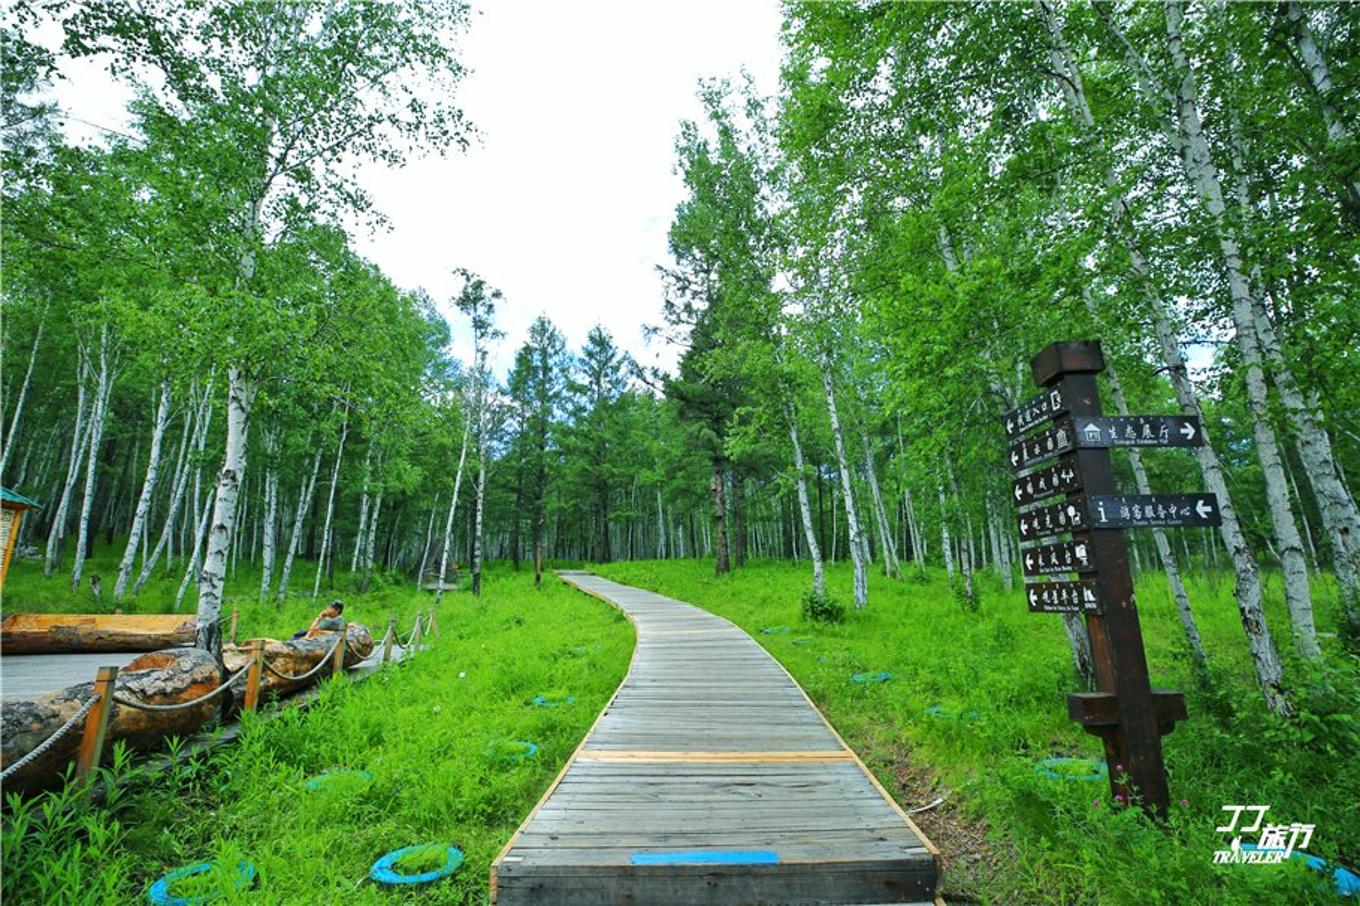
[1017,499,1088,540]
[1002,386,1067,439]
[1008,419,1077,470]
[1012,460,1081,507]
[1087,494,1221,529]
[1071,416,1203,449]
[1026,579,1101,614]
[1022,539,1096,576]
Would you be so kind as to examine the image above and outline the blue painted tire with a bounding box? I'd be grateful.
[1238,845,1360,896]
[492,740,539,762]
[850,671,892,684]
[147,861,256,905]
[1035,757,1107,782]
[532,695,575,708]
[305,769,373,791]
[369,845,464,887]
[760,626,791,635]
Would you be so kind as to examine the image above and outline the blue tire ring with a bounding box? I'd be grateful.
[369,845,464,888]
[148,861,257,905]
[1035,757,1108,782]
[850,671,893,684]
[497,740,539,762]
[305,769,373,791]
[532,695,575,708]
[1238,845,1360,896]
[923,705,980,721]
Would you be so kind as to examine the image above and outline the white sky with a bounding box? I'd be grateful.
[43,0,784,375]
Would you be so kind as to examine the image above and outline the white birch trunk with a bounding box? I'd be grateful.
[44,352,90,576]
[1162,1,1316,658]
[175,486,216,611]
[259,464,279,600]
[418,496,439,586]
[134,383,210,595]
[195,368,254,651]
[71,327,115,591]
[114,376,172,600]
[363,489,383,576]
[311,410,349,599]
[434,413,472,605]
[350,446,373,572]
[786,401,825,595]
[1047,1,1291,711]
[937,485,954,579]
[276,447,323,603]
[1284,1,1360,204]
[822,364,867,608]
[861,431,901,579]
[472,425,487,596]
[0,302,46,483]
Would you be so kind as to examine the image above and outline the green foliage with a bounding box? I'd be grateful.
[800,587,845,624]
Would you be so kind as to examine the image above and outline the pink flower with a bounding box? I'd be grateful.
[1115,763,1124,772]
[1114,794,1124,803]
[1179,799,1189,807]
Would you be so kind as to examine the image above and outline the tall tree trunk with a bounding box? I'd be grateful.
[361,489,383,590]
[276,447,322,604]
[945,456,974,607]
[259,462,279,601]
[1161,0,1316,658]
[0,300,46,483]
[711,455,730,576]
[1050,1,1290,712]
[472,432,487,596]
[311,409,349,599]
[823,364,867,607]
[435,413,471,605]
[195,368,255,652]
[175,486,216,611]
[114,377,172,600]
[134,383,209,596]
[71,327,115,592]
[418,497,439,586]
[351,446,373,572]
[1282,1,1360,210]
[937,485,954,580]
[787,401,825,595]
[44,353,90,577]
[861,430,901,579]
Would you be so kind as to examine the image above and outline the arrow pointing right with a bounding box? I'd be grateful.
[1179,421,1196,441]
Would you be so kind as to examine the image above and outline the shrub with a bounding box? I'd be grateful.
[801,589,845,624]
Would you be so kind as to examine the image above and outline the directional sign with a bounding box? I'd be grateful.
[1087,494,1221,529]
[1008,419,1076,471]
[1025,579,1102,614]
[1070,416,1203,449]
[1002,386,1067,439]
[1022,539,1096,577]
[1017,499,1088,540]
[1012,460,1081,507]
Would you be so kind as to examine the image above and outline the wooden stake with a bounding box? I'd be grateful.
[243,639,264,712]
[75,666,118,785]
[228,606,239,645]
[330,630,347,676]
[382,615,396,664]
[428,607,438,638]
[409,613,422,654]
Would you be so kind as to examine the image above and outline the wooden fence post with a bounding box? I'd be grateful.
[75,666,118,786]
[428,608,438,639]
[330,630,347,676]
[243,639,265,712]
[409,613,422,655]
[382,615,396,664]
[228,606,240,645]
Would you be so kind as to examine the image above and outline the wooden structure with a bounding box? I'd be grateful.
[0,613,196,654]
[491,572,939,905]
[1005,341,1201,818]
[0,487,40,592]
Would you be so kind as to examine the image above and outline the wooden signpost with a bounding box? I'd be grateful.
[1003,341,1214,819]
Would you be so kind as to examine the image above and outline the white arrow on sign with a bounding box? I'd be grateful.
[1021,520,1030,536]
[1179,421,1196,441]
[1011,450,1020,467]
[1025,554,1033,569]
[1014,485,1023,501]
[1006,418,1014,433]
[1195,498,1213,519]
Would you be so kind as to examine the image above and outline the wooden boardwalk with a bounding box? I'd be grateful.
[491,572,940,905]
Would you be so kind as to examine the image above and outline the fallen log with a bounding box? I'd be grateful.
[0,613,195,654]
[224,623,374,706]
[0,646,221,791]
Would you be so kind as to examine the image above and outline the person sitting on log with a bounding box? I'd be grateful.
[292,600,346,640]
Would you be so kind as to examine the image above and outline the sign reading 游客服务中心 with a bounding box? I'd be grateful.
[1087,494,1221,529]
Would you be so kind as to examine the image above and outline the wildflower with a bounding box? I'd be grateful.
[1092,799,1101,807]
[1114,794,1124,803]
[1115,763,1124,772]
[1179,799,1189,807]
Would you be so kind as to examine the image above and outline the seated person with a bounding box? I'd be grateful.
[292,600,346,640]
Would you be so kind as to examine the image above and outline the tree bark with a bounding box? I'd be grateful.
[71,327,115,592]
[787,401,826,595]
[861,429,901,579]
[44,353,90,576]
[0,301,46,483]
[1282,1,1360,209]
[823,364,867,607]
[276,447,322,603]
[195,367,254,653]
[712,455,730,576]
[311,408,348,599]
[114,377,172,600]
[134,383,210,595]
[434,410,471,605]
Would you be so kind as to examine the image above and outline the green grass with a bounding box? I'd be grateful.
[1,565,633,904]
[594,559,1360,906]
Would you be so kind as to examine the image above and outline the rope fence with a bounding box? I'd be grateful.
[2,606,439,792]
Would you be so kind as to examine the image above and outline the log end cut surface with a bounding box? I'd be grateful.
[491,574,939,906]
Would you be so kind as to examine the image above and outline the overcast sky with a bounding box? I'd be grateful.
[45,1,783,375]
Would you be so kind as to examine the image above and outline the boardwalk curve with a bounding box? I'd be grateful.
[491,571,940,905]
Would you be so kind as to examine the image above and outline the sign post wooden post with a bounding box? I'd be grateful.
[1005,341,1209,819]
[75,665,119,787]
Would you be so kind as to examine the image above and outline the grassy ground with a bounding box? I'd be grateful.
[594,559,1360,906]
[1,561,632,904]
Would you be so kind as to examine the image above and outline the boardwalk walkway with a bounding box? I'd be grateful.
[491,572,940,905]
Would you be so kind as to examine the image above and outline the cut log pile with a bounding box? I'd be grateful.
[0,620,376,791]
[0,613,196,654]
